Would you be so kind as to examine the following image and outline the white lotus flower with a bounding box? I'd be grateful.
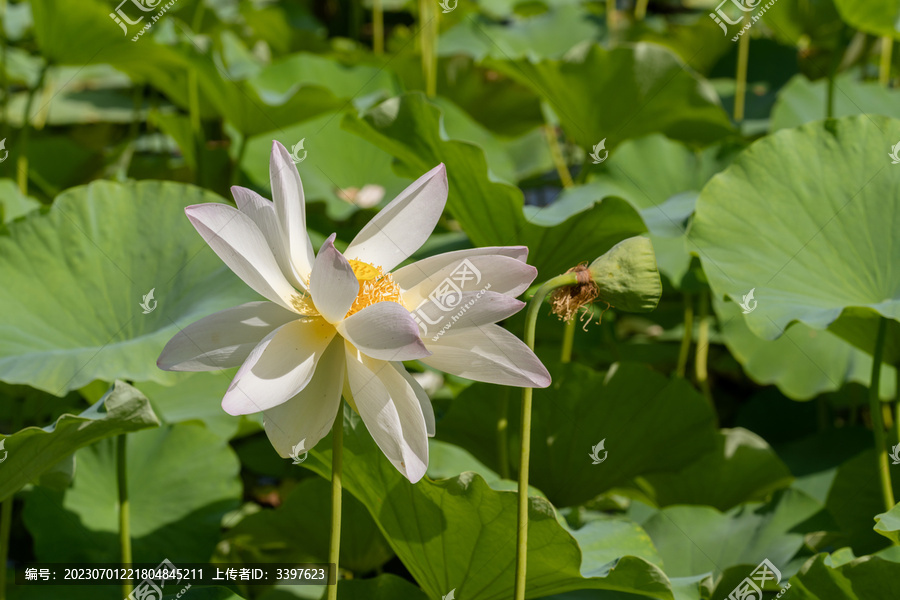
[158,141,550,482]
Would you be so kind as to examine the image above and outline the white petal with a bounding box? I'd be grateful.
[185,203,300,312]
[401,254,537,308]
[421,324,551,388]
[344,164,448,272]
[270,141,315,280]
[222,318,336,415]
[409,291,524,341]
[392,245,529,290]
[337,302,431,361]
[310,234,359,323]
[157,301,299,371]
[263,336,345,457]
[231,186,306,291]
[345,342,429,482]
[392,363,435,437]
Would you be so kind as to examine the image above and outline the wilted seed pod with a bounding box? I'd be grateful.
[549,236,663,326]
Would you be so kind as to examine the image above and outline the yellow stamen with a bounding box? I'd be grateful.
[291,259,405,320]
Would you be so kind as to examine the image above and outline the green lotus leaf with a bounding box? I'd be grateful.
[0,381,159,502]
[0,180,256,395]
[23,423,242,562]
[689,115,900,358]
[833,0,900,39]
[874,502,900,544]
[785,553,900,599]
[485,42,733,150]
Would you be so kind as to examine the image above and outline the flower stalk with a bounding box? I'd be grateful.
[515,272,579,600]
[869,317,895,513]
[327,401,344,600]
[880,37,893,87]
[734,33,750,123]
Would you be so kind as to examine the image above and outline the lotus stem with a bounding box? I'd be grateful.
[695,290,712,404]
[419,0,438,97]
[880,37,893,87]
[869,317,895,513]
[544,125,574,188]
[327,401,344,600]
[16,63,48,196]
[373,0,384,54]
[635,0,649,20]
[561,317,576,363]
[231,135,247,187]
[515,272,579,600]
[675,292,693,378]
[734,33,750,123]
[1,0,8,143]
[606,0,616,30]
[826,74,836,119]
[117,435,133,598]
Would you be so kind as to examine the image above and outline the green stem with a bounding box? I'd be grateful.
[1,0,8,142]
[869,317,895,513]
[606,0,616,30]
[16,63,49,196]
[561,318,576,363]
[634,0,649,20]
[419,0,437,97]
[231,135,247,187]
[349,0,362,42]
[515,273,579,600]
[675,292,693,378]
[694,290,712,404]
[327,402,344,600]
[117,435,133,598]
[734,32,750,123]
[373,0,384,54]
[497,395,510,480]
[0,496,12,600]
[880,36,893,87]
[544,125,574,188]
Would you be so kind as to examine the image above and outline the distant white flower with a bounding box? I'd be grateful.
[158,142,550,482]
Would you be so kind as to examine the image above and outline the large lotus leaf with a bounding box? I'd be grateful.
[225,476,394,573]
[242,110,413,222]
[0,381,159,502]
[689,115,900,357]
[638,489,821,578]
[343,92,648,276]
[771,74,900,132]
[833,0,900,39]
[485,42,733,150]
[874,502,900,544]
[438,4,604,60]
[437,362,718,508]
[633,428,794,512]
[258,575,428,600]
[714,295,897,401]
[302,408,678,600]
[0,180,256,395]
[786,553,900,599]
[762,0,845,49]
[23,423,242,563]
